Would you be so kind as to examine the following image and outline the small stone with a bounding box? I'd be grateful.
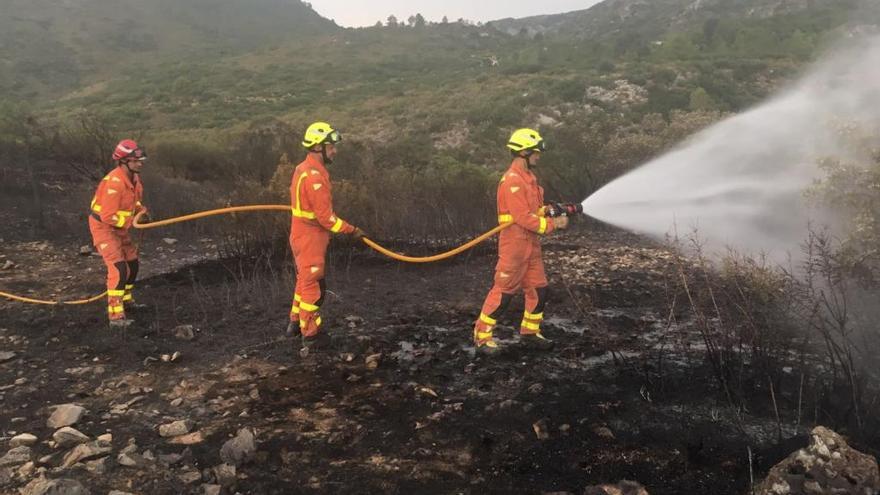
[14,377,27,386]
[173,325,196,341]
[163,238,178,245]
[213,463,236,486]
[18,461,34,477]
[53,427,90,448]
[178,469,202,484]
[79,245,93,256]
[168,431,205,445]
[0,351,16,363]
[527,383,544,394]
[0,446,31,467]
[2,260,14,270]
[532,420,550,440]
[365,353,382,370]
[10,433,38,447]
[592,425,615,440]
[202,484,222,495]
[159,419,195,437]
[170,398,184,407]
[46,404,86,428]
[20,477,90,495]
[96,433,112,445]
[249,388,260,401]
[220,428,256,466]
[117,452,146,467]
[61,441,112,468]
[109,491,137,495]
[83,456,108,474]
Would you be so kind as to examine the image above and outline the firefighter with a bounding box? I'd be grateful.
[473,128,568,352]
[287,122,364,355]
[88,139,148,327]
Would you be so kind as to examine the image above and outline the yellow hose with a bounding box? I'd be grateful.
[0,290,107,306]
[1,205,511,305]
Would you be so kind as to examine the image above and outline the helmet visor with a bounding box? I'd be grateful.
[326,130,342,144]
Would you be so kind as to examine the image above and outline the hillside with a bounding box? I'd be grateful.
[0,0,338,98]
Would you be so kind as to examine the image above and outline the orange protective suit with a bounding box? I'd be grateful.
[474,158,555,346]
[289,154,355,337]
[88,165,144,322]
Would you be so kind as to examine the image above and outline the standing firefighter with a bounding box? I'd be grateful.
[473,128,569,352]
[288,122,364,354]
[89,139,148,327]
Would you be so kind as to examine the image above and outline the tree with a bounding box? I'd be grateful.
[688,87,715,111]
[414,13,426,28]
[441,15,448,24]
[386,15,398,27]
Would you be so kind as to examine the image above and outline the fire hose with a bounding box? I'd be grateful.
[1,203,582,305]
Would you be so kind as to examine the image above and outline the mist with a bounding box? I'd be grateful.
[582,35,880,260]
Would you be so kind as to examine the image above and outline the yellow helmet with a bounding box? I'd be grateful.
[507,128,546,153]
[302,122,342,148]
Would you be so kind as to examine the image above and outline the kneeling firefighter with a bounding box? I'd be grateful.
[287,122,365,354]
[473,128,573,352]
[88,139,149,328]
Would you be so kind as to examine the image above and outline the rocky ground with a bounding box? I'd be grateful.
[0,221,867,494]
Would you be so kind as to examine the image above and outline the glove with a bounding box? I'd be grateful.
[351,227,367,241]
[552,216,569,230]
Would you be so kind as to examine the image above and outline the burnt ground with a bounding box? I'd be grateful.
[0,221,816,495]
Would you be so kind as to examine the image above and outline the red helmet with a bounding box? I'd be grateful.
[112,139,146,161]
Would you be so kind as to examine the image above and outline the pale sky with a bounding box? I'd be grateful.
[308,0,604,27]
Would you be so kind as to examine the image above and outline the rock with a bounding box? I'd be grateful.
[79,245,93,256]
[532,419,550,440]
[83,456,109,475]
[0,446,31,467]
[96,433,112,445]
[202,484,222,495]
[756,426,880,495]
[584,480,649,495]
[592,425,616,441]
[173,325,196,341]
[159,419,195,437]
[365,353,382,370]
[2,260,14,270]
[18,461,35,477]
[220,428,256,466]
[168,431,205,445]
[163,238,178,245]
[10,433,38,447]
[0,351,15,362]
[117,452,146,468]
[61,441,112,468]
[109,491,138,495]
[213,463,236,486]
[178,469,202,484]
[46,404,86,428]
[20,477,91,495]
[52,427,90,448]
[170,398,184,407]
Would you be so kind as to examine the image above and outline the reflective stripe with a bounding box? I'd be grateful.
[125,284,134,290]
[330,217,344,233]
[476,330,493,339]
[113,215,126,228]
[315,317,322,327]
[122,294,133,301]
[521,321,541,331]
[294,294,302,302]
[292,172,317,219]
[292,208,316,219]
[108,289,125,297]
[498,214,513,224]
[523,311,544,320]
[479,313,497,326]
[290,306,301,314]
[108,305,125,314]
[538,217,548,234]
[299,301,319,312]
